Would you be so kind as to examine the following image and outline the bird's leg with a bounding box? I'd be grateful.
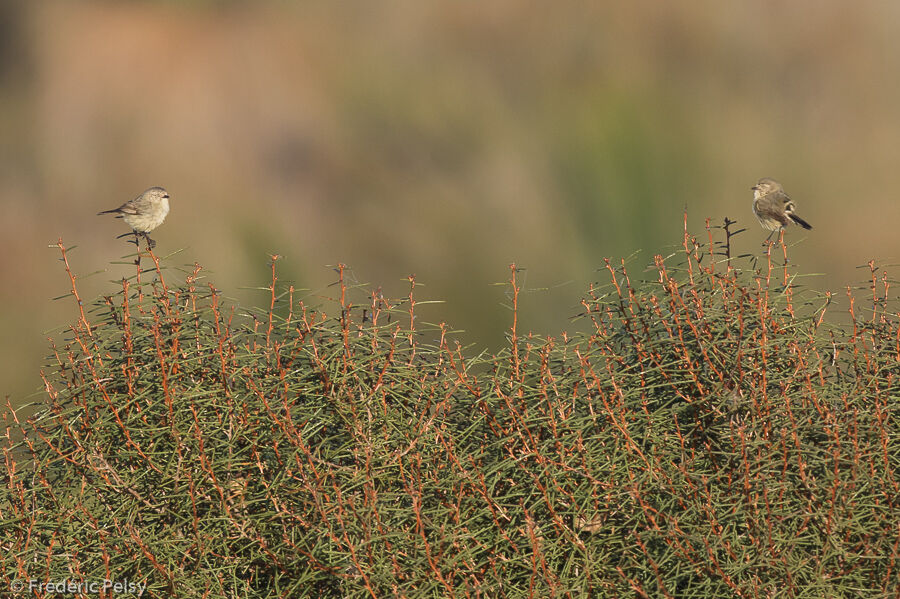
[117,230,142,246]
[762,230,775,247]
[144,233,157,250]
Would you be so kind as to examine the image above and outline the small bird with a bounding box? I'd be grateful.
[98,187,170,248]
[751,178,812,242]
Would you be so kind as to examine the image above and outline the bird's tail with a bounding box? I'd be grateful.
[788,214,812,230]
[97,209,120,216]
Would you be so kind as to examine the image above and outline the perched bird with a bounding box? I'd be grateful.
[98,187,170,248]
[751,178,812,242]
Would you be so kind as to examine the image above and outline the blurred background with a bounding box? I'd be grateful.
[4,1,900,406]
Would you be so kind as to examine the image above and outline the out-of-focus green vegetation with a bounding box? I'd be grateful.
[4,1,900,404]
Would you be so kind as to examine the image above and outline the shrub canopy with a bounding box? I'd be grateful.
[3,228,899,598]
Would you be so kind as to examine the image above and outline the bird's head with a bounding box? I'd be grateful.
[751,178,781,198]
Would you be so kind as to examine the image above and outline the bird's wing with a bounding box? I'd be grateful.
[754,198,790,226]
[116,202,140,215]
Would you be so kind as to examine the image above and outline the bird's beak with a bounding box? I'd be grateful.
[751,185,758,191]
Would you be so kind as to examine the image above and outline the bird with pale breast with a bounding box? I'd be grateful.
[751,178,812,242]
[98,187,170,248]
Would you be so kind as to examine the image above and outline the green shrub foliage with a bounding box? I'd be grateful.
[3,227,899,598]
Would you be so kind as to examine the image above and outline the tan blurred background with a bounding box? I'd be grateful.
[3,1,900,406]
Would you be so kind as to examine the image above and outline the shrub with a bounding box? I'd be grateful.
[2,223,899,598]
